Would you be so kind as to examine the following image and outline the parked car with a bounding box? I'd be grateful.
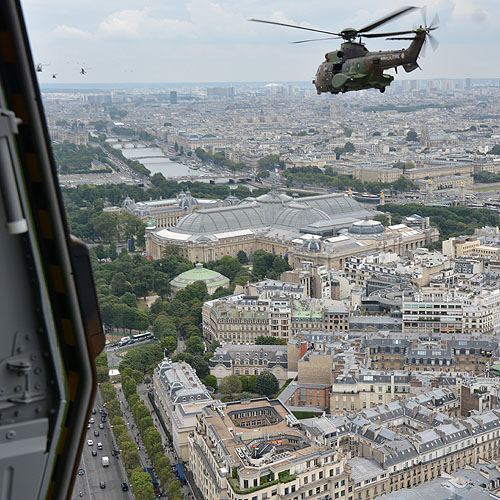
[87,440,93,446]
[99,482,105,489]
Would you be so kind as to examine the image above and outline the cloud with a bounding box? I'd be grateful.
[98,7,193,39]
[53,25,91,39]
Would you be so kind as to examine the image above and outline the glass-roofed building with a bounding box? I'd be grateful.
[146,189,438,268]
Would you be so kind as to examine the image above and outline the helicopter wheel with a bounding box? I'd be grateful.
[379,87,386,93]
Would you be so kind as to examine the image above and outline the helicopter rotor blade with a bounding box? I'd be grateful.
[358,6,418,34]
[385,37,415,40]
[290,37,341,44]
[428,33,439,51]
[363,29,416,38]
[430,13,440,29]
[249,19,339,36]
[421,5,427,27]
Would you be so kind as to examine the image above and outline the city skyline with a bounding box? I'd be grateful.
[23,0,500,84]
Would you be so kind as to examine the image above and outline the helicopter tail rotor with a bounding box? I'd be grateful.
[421,11,439,56]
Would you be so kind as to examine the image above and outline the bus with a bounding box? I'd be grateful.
[132,332,154,342]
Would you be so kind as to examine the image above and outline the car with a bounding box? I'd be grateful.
[91,450,97,457]
[121,483,129,491]
[87,424,91,429]
[92,408,96,414]
[89,417,95,424]
[99,482,105,489]
[99,423,104,429]
[94,430,99,437]
[87,440,93,446]
[78,469,85,476]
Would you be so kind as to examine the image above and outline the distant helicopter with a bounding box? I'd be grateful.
[251,6,439,95]
[52,73,57,79]
[35,62,50,72]
[80,66,91,75]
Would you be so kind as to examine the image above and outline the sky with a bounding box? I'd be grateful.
[21,0,500,84]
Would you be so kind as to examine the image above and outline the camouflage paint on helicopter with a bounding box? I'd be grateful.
[251,6,438,95]
[314,27,428,94]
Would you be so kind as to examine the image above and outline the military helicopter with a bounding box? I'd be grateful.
[250,6,438,95]
[35,62,50,72]
[80,66,91,75]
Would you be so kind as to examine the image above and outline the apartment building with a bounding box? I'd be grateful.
[189,398,351,500]
[330,372,411,413]
[152,359,212,462]
[365,336,497,375]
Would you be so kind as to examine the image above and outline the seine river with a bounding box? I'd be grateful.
[117,146,207,178]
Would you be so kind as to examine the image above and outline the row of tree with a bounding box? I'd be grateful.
[120,368,183,500]
[380,203,500,241]
[217,372,280,398]
[282,166,419,194]
[99,358,155,499]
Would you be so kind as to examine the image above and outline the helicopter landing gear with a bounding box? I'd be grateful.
[341,87,347,93]
[379,87,386,93]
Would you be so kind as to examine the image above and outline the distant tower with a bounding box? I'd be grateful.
[461,180,466,204]
[465,78,471,89]
[170,91,178,104]
[380,190,385,206]
[420,125,430,148]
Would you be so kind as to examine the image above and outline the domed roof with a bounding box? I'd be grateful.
[170,263,230,290]
[348,219,385,235]
[303,194,365,218]
[255,191,292,204]
[274,203,330,229]
[175,202,265,234]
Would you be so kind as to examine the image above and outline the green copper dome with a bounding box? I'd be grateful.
[170,263,230,293]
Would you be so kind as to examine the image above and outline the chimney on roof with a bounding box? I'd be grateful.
[300,341,308,358]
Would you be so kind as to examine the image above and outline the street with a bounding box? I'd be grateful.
[71,389,132,500]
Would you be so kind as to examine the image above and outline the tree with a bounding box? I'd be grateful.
[218,375,242,395]
[247,375,257,392]
[406,129,418,142]
[174,142,179,152]
[373,214,390,226]
[239,376,248,391]
[100,382,116,403]
[131,470,155,500]
[122,376,137,399]
[154,272,171,299]
[255,371,279,397]
[255,336,287,345]
[120,291,137,308]
[203,374,217,391]
[343,141,355,153]
[97,365,109,383]
[92,212,119,243]
[111,272,128,296]
[185,335,205,355]
[237,250,249,264]
[161,335,178,355]
[153,316,176,338]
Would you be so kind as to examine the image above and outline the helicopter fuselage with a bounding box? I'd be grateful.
[313,28,427,94]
